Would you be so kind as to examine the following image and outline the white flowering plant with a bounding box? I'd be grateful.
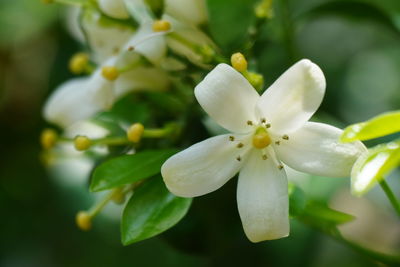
[39,0,400,264]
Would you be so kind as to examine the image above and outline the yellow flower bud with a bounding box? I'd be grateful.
[127,123,144,143]
[152,20,171,32]
[69,53,89,75]
[101,66,119,81]
[74,136,92,151]
[76,211,92,231]
[40,128,58,150]
[231,52,248,72]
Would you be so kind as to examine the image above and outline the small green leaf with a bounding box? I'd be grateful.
[303,201,355,226]
[341,111,400,142]
[351,141,400,196]
[90,149,178,192]
[121,176,192,245]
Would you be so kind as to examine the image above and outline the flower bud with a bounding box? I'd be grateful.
[127,123,144,143]
[245,71,264,92]
[40,128,58,150]
[76,211,92,231]
[74,136,92,151]
[69,53,89,75]
[231,52,248,72]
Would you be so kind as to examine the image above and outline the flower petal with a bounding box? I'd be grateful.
[256,59,326,134]
[114,67,170,98]
[99,0,130,19]
[43,71,114,128]
[164,14,215,66]
[237,149,289,242]
[123,0,154,24]
[161,134,250,197]
[81,10,134,64]
[164,0,208,25]
[123,23,167,65]
[194,64,260,133]
[274,122,367,177]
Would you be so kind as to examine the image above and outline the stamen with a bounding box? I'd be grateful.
[261,118,266,123]
[237,143,244,148]
[278,164,284,170]
[282,134,289,140]
[262,154,268,160]
[229,136,235,141]
[275,141,280,145]
[127,46,134,51]
[265,123,271,128]
[247,120,253,126]
[236,156,241,161]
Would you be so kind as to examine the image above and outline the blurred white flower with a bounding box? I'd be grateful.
[123,0,214,65]
[161,60,366,242]
[44,56,169,128]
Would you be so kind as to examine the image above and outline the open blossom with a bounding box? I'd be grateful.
[161,60,367,242]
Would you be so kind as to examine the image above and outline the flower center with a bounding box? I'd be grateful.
[252,127,271,149]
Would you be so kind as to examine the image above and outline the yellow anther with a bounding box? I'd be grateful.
[74,136,92,151]
[231,52,248,72]
[152,20,171,32]
[127,123,144,143]
[101,66,119,81]
[252,128,271,149]
[76,211,92,231]
[40,128,58,150]
[69,53,89,75]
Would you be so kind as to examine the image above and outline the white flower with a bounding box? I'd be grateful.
[43,57,169,128]
[161,60,367,242]
[123,0,214,65]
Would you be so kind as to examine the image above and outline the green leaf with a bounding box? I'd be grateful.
[341,111,400,142]
[121,176,192,245]
[351,141,400,196]
[90,149,178,192]
[206,0,259,52]
[303,201,355,227]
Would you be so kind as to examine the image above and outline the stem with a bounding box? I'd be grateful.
[88,189,119,217]
[379,179,400,217]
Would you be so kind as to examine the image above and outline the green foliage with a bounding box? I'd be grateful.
[351,140,400,196]
[341,111,400,142]
[90,149,178,192]
[121,176,192,245]
[300,1,400,36]
[206,0,259,52]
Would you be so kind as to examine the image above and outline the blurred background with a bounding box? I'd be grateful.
[0,0,400,266]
